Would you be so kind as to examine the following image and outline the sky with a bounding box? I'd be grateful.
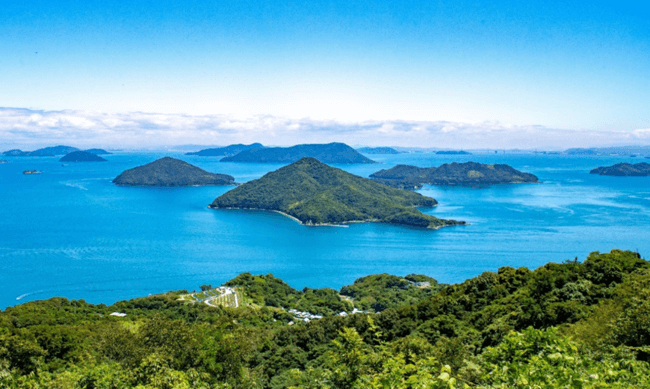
[1,1,649,149]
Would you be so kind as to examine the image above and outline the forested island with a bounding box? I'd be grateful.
[210,157,461,228]
[356,147,400,154]
[60,151,107,162]
[370,162,539,189]
[2,145,80,157]
[186,143,264,157]
[590,162,650,176]
[2,249,650,387]
[113,157,235,186]
[220,142,376,164]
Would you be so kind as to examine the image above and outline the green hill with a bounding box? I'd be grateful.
[210,157,462,228]
[220,142,376,164]
[113,157,235,186]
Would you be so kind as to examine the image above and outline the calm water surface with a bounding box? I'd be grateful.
[1,152,649,309]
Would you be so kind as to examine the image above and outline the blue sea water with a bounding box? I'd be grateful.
[1,152,649,309]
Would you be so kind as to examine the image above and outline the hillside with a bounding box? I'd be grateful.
[2,250,650,388]
[371,161,539,189]
[60,151,107,162]
[113,157,235,186]
[186,143,264,157]
[590,162,650,176]
[210,157,461,228]
[220,142,376,164]
[356,146,400,154]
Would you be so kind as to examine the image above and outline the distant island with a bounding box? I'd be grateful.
[113,157,236,186]
[2,145,80,157]
[566,146,650,157]
[60,151,108,162]
[370,162,539,189]
[210,157,463,229]
[220,142,377,164]
[356,147,400,154]
[84,148,111,155]
[186,143,264,157]
[590,163,650,176]
[436,150,472,155]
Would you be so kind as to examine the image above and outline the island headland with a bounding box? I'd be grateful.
[370,161,539,189]
[210,157,463,228]
[186,143,264,157]
[590,162,650,176]
[60,151,108,162]
[356,147,400,154]
[220,142,377,164]
[113,156,236,186]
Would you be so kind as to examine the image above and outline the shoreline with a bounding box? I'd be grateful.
[209,206,464,230]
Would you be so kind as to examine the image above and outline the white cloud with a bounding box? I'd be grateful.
[0,107,649,151]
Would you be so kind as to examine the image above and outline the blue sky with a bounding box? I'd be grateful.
[1,1,649,148]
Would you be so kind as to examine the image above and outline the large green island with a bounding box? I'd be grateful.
[113,157,236,186]
[210,157,462,228]
[371,161,539,189]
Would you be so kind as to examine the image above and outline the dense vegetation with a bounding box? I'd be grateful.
[113,157,236,187]
[210,157,462,228]
[356,147,400,154]
[370,162,539,189]
[220,143,376,164]
[2,249,650,388]
[60,151,107,162]
[186,143,265,157]
[590,162,650,176]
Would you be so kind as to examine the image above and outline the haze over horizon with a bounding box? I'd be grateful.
[1,1,649,149]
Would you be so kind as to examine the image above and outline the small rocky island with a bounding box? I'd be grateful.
[0,159,9,164]
[590,163,650,176]
[113,157,236,186]
[220,143,376,164]
[370,162,539,189]
[210,157,463,229]
[60,151,108,162]
[356,147,400,154]
[186,143,264,157]
[23,170,42,175]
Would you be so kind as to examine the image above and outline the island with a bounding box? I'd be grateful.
[370,161,539,189]
[2,145,80,157]
[590,163,650,176]
[356,147,400,154]
[186,143,264,157]
[436,150,472,155]
[23,170,42,175]
[59,151,108,162]
[84,148,112,155]
[210,157,463,229]
[113,156,236,186]
[220,142,376,164]
[0,159,9,164]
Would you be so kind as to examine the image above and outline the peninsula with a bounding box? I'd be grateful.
[210,157,463,228]
[113,157,236,186]
[60,151,108,162]
[220,142,376,164]
[370,161,539,189]
[186,143,264,157]
[590,163,650,176]
[356,147,400,154]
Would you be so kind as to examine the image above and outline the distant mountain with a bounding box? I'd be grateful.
[356,147,400,154]
[436,150,472,155]
[590,163,650,176]
[113,157,235,187]
[2,145,79,157]
[60,151,107,162]
[210,157,463,229]
[186,143,264,157]
[221,143,376,164]
[30,145,80,156]
[2,149,29,156]
[84,148,112,155]
[370,162,539,189]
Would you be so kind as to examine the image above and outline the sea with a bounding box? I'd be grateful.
[1,152,649,309]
